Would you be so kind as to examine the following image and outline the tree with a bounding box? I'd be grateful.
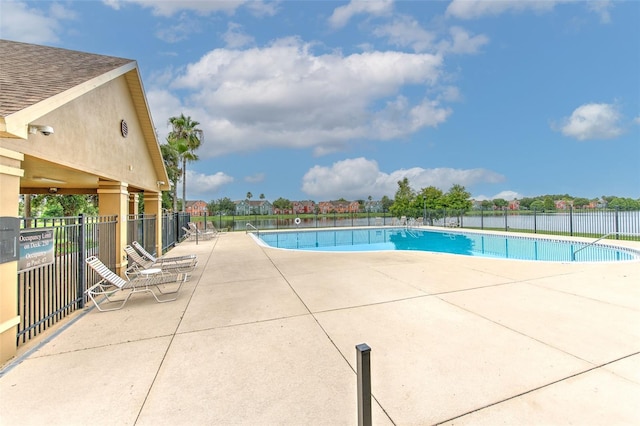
[444,184,472,211]
[168,114,203,212]
[160,141,181,212]
[530,200,544,211]
[272,197,292,211]
[389,177,415,218]
[493,198,508,209]
[480,200,493,209]
[380,195,393,212]
[543,197,556,211]
[573,197,590,209]
[208,197,236,215]
[259,193,265,200]
[246,192,253,200]
[413,186,442,216]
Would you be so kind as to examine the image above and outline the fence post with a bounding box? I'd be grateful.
[77,214,86,309]
[533,208,537,234]
[356,343,372,426]
[569,205,574,236]
[480,207,484,230]
[615,206,620,239]
[504,207,508,231]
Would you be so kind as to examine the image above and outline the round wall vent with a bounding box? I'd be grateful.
[120,120,128,138]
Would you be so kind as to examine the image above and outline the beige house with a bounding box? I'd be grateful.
[0,40,170,364]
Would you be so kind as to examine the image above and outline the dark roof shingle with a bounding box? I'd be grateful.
[0,39,133,116]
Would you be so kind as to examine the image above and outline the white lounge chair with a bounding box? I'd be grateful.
[205,221,226,235]
[188,222,215,239]
[85,256,186,312]
[125,245,197,275]
[132,241,198,266]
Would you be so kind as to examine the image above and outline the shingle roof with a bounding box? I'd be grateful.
[0,39,133,117]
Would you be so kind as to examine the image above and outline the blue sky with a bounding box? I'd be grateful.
[2,0,639,202]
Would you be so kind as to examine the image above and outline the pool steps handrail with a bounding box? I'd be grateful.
[571,231,640,260]
[246,223,259,236]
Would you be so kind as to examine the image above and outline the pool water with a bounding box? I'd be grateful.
[255,228,639,262]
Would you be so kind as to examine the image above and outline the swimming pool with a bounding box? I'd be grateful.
[254,228,640,262]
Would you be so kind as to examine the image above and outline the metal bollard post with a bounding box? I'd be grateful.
[356,343,372,426]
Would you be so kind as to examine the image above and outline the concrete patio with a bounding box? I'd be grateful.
[1,230,639,425]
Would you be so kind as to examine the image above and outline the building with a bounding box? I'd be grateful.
[0,39,170,363]
[317,200,360,214]
[293,200,316,214]
[185,200,208,216]
[235,199,274,215]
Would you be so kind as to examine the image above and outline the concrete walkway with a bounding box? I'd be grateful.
[1,230,639,425]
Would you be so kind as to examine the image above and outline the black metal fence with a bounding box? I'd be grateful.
[436,207,640,241]
[17,215,117,345]
[202,207,640,241]
[15,212,190,347]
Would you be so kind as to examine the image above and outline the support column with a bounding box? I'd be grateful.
[98,181,129,275]
[0,147,24,365]
[144,191,163,257]
[129,192,139,216]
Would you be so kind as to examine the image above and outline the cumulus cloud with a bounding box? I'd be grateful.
[301,158,505,199]
[446,0,613,22]
[223,22,255,48]
[0,0,76,44]
[586,1,614,24]
[184,170,234,198]
[372,14,436,52]
[446,0,567,19]
[150,37,451,157]
[244,173,265,184]
[328,0,394,28]
[103,0,245,17]
[474,190,523,201]
[558,103,623,140]
[440,26,489,55]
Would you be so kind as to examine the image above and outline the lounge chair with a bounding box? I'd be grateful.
[205,221,226,235]
[132,240,198,265]
[445,218,460,227]
[182,226,196,241]
[188,222,215,239]
[85,256,186,312]
[124,245,197,275]
[411,217,424,227]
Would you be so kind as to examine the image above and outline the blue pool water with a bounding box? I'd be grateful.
[255,228,640,262]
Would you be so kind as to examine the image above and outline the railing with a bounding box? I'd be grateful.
[127,213,156,251]
[17,214,117,345]
[246,223,259,235]
[197,208,640,242]
[571,232,640,260]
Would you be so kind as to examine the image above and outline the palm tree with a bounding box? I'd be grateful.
[160,141,180,212]
[168,114,203,212]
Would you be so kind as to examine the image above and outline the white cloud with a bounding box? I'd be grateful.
[439,26,489,55]
[0,0,76,44]
[586,1,613,24]
[183,170,234,198]
[102,0,245,17]
[328,0,394,28]
[155,17,202,43]
[301,157,505,199]
[223,22,255,48]
[446,0,562,20]
[157,37,449,157]
[469,191,523,201]
[559,103,623,141]
[372,14,436,52]
[244,173,265,184]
